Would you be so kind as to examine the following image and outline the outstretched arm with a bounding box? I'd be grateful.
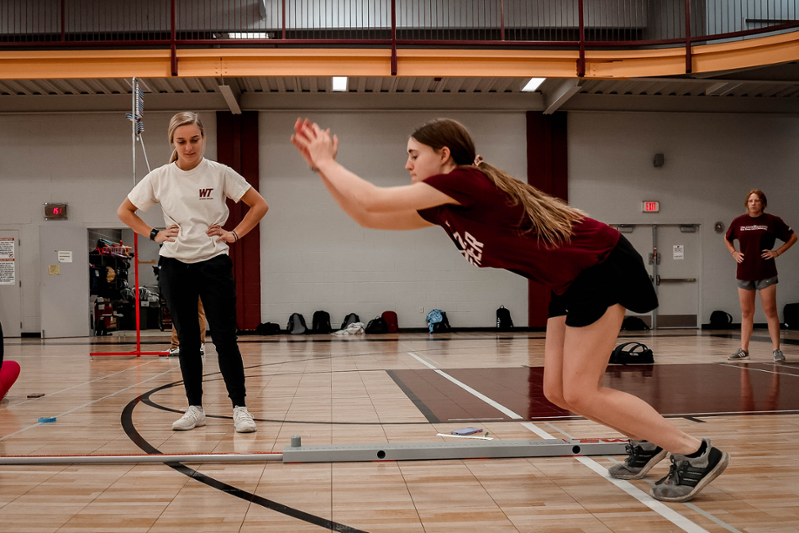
[291,119,456,230]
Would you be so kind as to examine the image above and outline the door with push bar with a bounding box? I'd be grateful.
[612,224,701,329]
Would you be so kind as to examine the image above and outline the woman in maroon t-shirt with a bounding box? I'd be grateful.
[724,189,796,362]
[291,117,728,503]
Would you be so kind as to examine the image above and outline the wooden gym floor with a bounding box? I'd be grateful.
[1,329,798,532]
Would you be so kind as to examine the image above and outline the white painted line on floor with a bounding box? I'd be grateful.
[575,455,710,533]
[1,361,160,411]
[603,457,744,533]
[407,352,522,420]
[0,366,179,442]
[545,421,572,438]
[404,352,710,533]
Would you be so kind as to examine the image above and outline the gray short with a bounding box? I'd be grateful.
[737,276,779,291]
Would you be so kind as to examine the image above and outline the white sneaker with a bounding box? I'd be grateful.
[200,344,205,356]
[172,405,206,431]
[168,347,180,356]
[233,406,257,433]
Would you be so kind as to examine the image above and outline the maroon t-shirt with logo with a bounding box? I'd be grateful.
[725,213,794,281]
[417,168,620,295]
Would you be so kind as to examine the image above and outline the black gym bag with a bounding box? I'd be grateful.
[311,311,332,334]
[621,316,649,331]
[496,305,513,331]
[287,313,308,335]
[784,303,799,330]
[609,342,655,365]
[709,310,734,329]
[340,313,360,330]
[365,316,388,334]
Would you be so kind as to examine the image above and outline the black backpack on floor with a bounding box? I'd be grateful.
[256,322,281,335]
[311,311,332,334]
[621,316,650,331]
[496,305,513,331]
[287,313,308,335]
[610,342,654,365]
[709,310,733,329]
[365,316,388,334]
[784,303,799,330]
[340,313,360,330]
[432,311,451,333]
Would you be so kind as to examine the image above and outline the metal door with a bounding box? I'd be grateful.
[39,226,89,338]
[0,230,22,337]
[656,225,700,328]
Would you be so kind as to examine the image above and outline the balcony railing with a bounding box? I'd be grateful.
[2,0,799,76]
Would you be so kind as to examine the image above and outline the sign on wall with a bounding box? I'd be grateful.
[0,237,15,285]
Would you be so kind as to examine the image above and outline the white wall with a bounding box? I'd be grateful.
[2,107,798,333]
[0,112,217,333]
[258,111,529,329]
[569,111,799,323]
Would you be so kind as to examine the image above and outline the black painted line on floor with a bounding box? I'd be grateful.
[385,369,440,424]
[684,416,706,423]
[121,386,367,533]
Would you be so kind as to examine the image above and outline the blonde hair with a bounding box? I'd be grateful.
[168,112,205,163]
[411,118,585,247]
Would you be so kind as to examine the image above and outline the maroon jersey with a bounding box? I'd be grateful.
[725,213,794,281]
[417,168,620,295]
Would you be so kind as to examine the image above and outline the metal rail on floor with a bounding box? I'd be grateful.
[0,438,626,465]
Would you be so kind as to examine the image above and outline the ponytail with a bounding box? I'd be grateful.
[471,161,585,247]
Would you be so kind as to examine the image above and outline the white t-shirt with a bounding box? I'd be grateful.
[128,159,251,263]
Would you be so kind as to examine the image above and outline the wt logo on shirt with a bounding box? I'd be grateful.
[198,188,214,199]
[453,231,484,267]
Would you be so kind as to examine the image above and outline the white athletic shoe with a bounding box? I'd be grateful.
[168,347,180,357]
[200,344,205,356]
[233,406,257,433]
[172,405,206,431]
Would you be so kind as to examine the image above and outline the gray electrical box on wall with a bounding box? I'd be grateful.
[44,203,68,220]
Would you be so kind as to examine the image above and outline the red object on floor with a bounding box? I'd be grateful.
[0,360,20,402]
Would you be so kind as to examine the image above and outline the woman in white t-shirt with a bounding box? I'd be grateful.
[118,112,268,432]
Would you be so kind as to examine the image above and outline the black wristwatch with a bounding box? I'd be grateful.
[149,228,159,241]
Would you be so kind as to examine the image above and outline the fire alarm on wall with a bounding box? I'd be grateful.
[642,201,660,213]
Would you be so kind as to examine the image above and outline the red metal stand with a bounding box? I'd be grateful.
[91,233,167,357]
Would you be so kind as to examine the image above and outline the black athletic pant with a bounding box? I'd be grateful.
[159,254,246,407]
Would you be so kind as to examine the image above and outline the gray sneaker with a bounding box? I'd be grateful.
[728,348,749,360]
[773,349,786,362]
[608,440,667,480]
[650,438,730,502]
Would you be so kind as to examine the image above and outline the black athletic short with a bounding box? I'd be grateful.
[547,234,659,328]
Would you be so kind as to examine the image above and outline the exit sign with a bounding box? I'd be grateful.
[642,201,660,213]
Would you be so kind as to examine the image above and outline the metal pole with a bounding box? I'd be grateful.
[0,453,284,466]
[170,0,177,76]
[500,0,505,41]
[685,0,693,73]
[132,77,141,356]
[390,0,397,76]
[577,0,585,77]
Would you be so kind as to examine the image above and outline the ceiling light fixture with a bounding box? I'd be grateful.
[521,78,546,92]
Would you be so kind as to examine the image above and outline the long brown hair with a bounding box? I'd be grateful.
[167,112,205,163]
[744,189,767,211]
[411,118,584,247]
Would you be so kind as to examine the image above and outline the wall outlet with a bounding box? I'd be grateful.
[418,306,424,314]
